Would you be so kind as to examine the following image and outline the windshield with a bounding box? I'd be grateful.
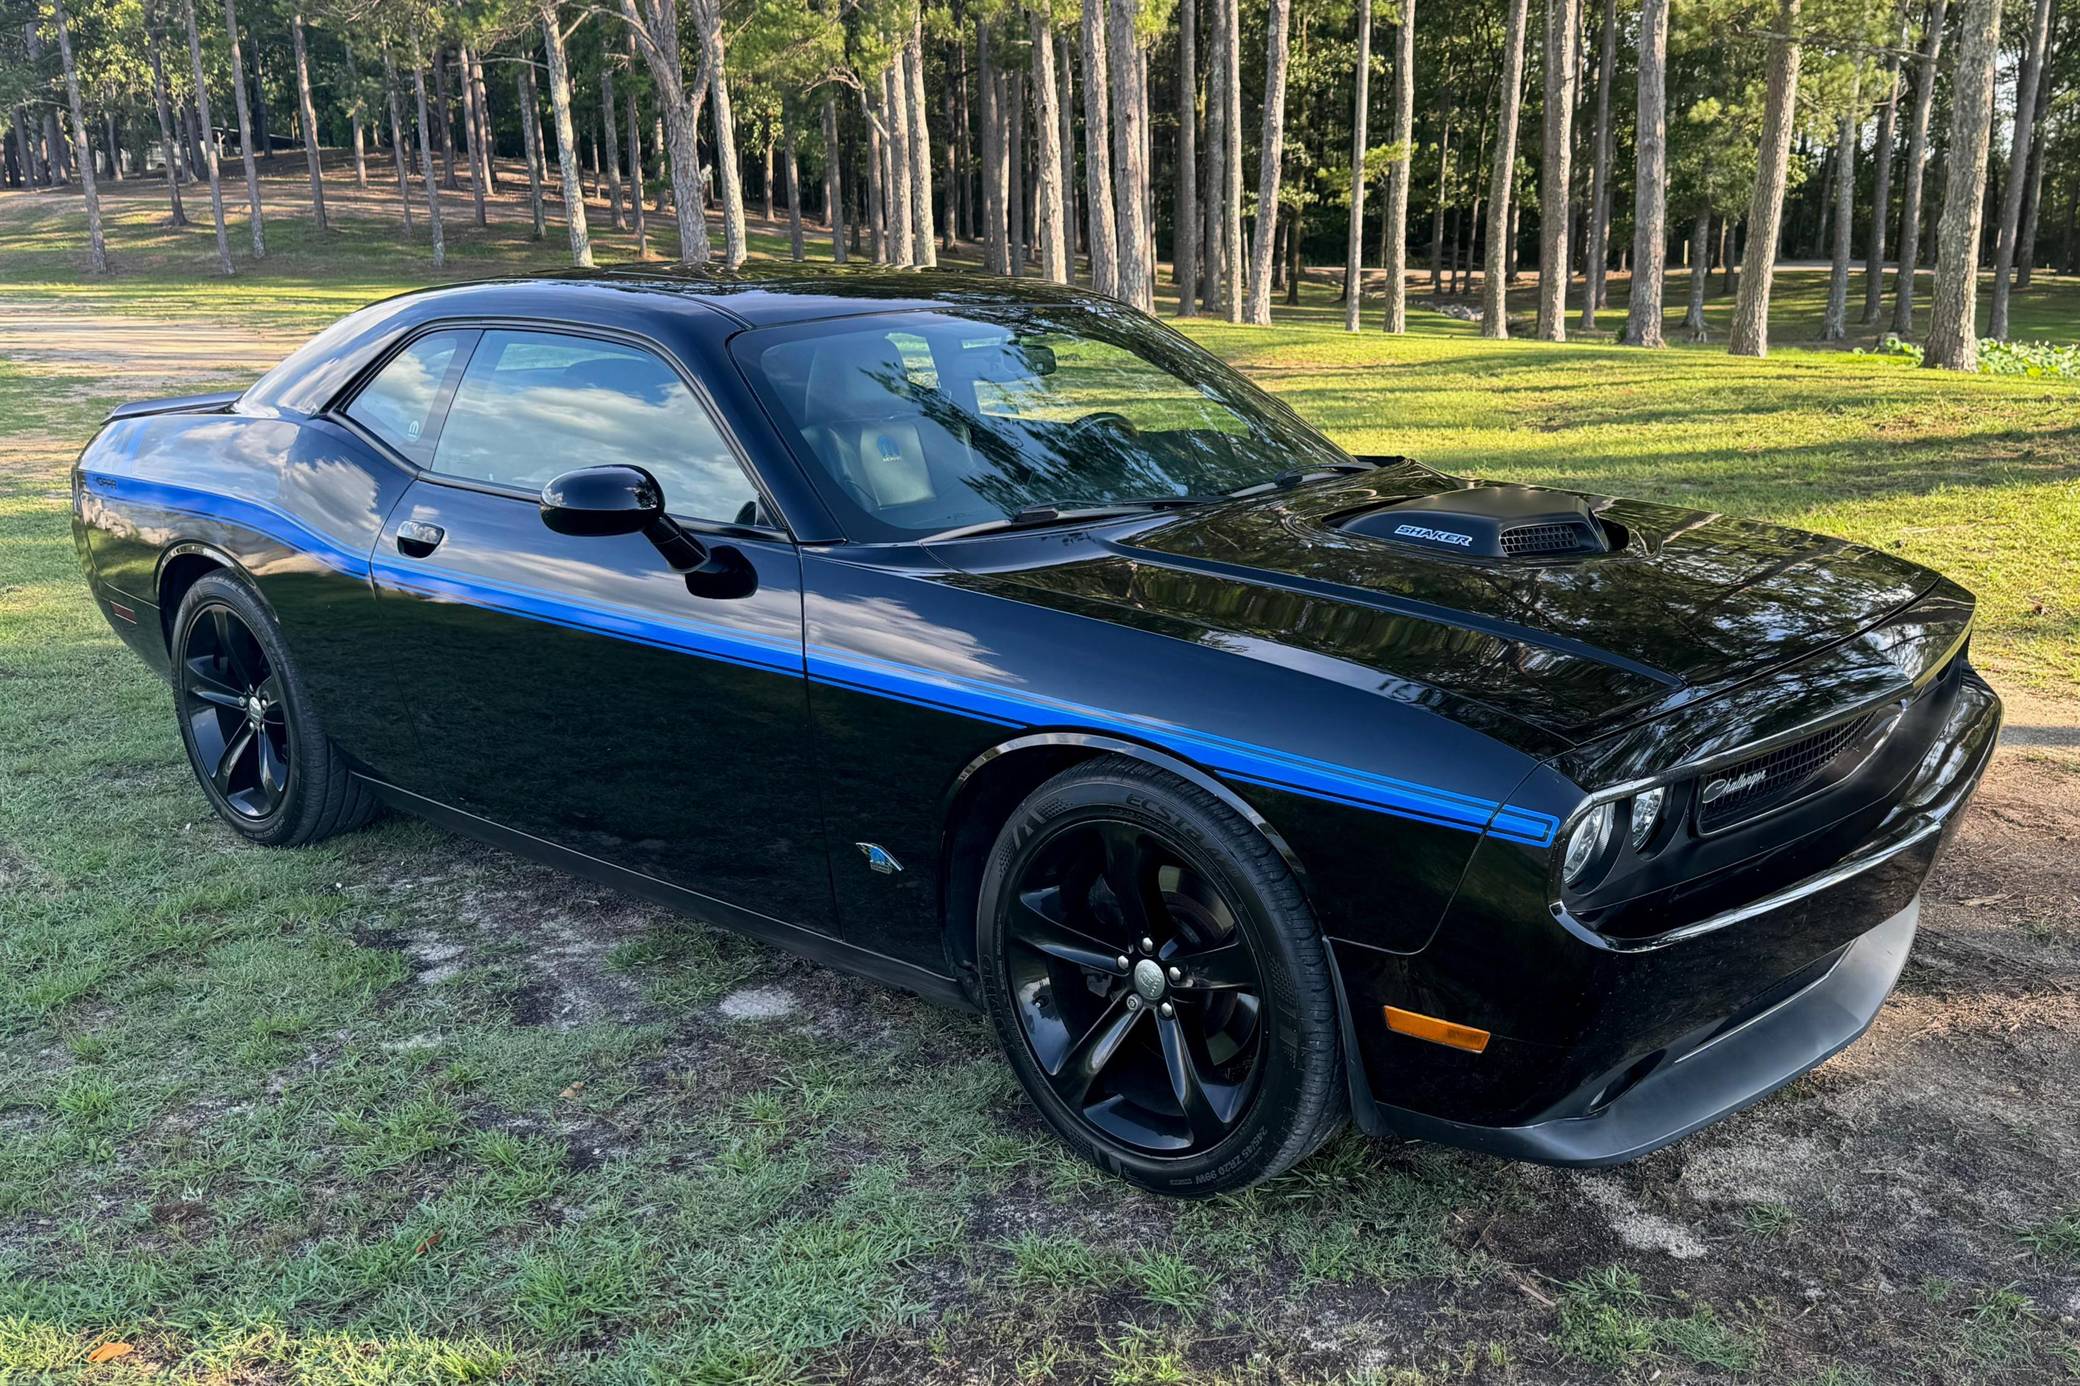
[733,303,1352,541]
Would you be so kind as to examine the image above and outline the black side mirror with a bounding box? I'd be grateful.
[541,465,709,572]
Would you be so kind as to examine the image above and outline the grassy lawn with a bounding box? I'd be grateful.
[2,173,2078,1383]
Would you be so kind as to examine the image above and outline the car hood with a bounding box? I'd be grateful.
[944,466,1939,747]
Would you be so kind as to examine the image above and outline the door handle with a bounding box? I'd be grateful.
[396,521,445,558]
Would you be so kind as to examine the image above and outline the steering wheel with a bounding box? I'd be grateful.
[1064,411,1139,443]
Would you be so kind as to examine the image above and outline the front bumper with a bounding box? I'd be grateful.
[1369,897,1916,1165]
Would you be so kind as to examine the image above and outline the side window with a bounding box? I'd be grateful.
[429,329,763,525]
[343,330,470,462]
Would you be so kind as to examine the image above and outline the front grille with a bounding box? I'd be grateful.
[1695,712,1877,833]
[1501,521,1595,556]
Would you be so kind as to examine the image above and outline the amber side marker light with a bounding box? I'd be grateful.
[1383,1005,1491,1054]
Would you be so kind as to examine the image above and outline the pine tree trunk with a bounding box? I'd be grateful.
[1891,0,1947,335]
[1384,0,1417,331]
[107,111,124,182]
[629,88,648,256]
[1059,32,1078,262]
[145,15,190,227]
[1030,14,1070,283]
[518,62,544,239]
[1220,0,1244,321]
[1823,86,1858,341]
[692,0,747,267]
[2015,62,2051,287]
[1924,0,2003,368]
[1201,1,1227,310]
[292,14,329,232]
[406,47,446,264]
[1244,0,1292,324]
[433,51,458,189]
[1536,0,1581,338]
[1343,0,1373,331]
[1430,111,1451,292]
[1987,0,2052,338]
[179,0,234,272]
[1621,0,1668,344]
[1007,69,1026,274]
[382,51,415,231]
[783,103,804,260]
[221,0,265,254]
[1682,214,1710,336]
[905,24,936,266]
[1110,0,1155,308]
[601,70,626,230]
[536,4,589,267]
[344,42,368,189]
[1860,7,1907,323]
[52,0,107,273]
[822,91,846,263]
[978,21,1005,272]
[1579,0,1616,328]
[474,57,498,193]
[1481,0,1529,337]
[451,43,484,227]
[1177,0,1201,313]
[1081,0,1121,293]
[1728,0,1801,357]
[864,84,887,263]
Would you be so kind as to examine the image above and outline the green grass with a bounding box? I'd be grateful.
[3,170,2079,1381]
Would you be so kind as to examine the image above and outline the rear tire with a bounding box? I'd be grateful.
[977,756,1345,1196]
[171,571,376,847]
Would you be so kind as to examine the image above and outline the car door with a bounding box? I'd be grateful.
[352,324,833,932]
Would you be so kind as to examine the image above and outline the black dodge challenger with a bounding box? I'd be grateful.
[72,269,2001,1195]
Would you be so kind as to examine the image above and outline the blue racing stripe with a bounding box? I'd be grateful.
[86,470,1561,848]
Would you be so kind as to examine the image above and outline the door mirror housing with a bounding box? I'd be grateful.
[540,465,665,538]
[541,465,711,573]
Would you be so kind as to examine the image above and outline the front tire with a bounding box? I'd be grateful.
[171,571,375,847]
[978,757,1346,1196]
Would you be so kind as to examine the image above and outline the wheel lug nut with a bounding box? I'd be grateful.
[1116,955,1131,971]
[1126,995,1142,1011]
[1159,1002,1174,1018]
[1139,937,1156,953]
[1167,966,1182,984]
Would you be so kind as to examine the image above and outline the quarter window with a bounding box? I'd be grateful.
[428,329,762,525]
[343,330,468,463]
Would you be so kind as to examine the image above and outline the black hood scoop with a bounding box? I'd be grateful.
[1331,483,1617,559]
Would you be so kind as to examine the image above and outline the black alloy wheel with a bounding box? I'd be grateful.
[1004,818,1266,1154]
[180,602,291,821]
[172,571,376,847]
[980,757,1345,1196]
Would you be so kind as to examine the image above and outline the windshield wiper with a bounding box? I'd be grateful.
[1225,460,1381,499]
[922,494,1220,542]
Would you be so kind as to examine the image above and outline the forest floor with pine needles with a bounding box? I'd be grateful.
[2,165,2078,1384]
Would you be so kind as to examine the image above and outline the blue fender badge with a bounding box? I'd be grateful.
[856,842,904,875]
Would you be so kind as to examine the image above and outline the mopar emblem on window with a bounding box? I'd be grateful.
[1701,768,1768,804]
[855,842,903,875]
[1392,523,1474,547]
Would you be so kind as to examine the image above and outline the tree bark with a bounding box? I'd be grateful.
[617,0,713,264]
[343,42,367,189]
[1110,0,1155,308]
[474,56,498,193]
[433,50,458,189]
[537,4,590,267]
[1621,0,1668,344]
[1580,0,1616,327]
[979,21,1006,272]
[906,22,936,266]
[886,64,915,268]
[1382,0,1416,331]
[1176,0,1201,312]
[145,12,190,227]
[1201,0,1227,310]
[864,83,887,263]
[179,0,234,272]
[291,14,329,232]
[1220,0,1244,320]
[1891,0,1948,335]
[51,0,107,273]
[1245,0,1292,324]
[407,40,446,265]
[822,91,846,263]
[1482,0,1530,337]
[602,68,627,229]
[382,51,415,231]
[690,0,747,267]
[456,43,487,227]
[1007,68,1026,274]
[1728,0,1801,357]
[1080,0,1121,293]
[1343,0,1373,331]
[1536,0,1581,338]
[1988,0,2053,338]
[221,0,265,254]
[1860,8,1907,322]
[783,102,804,260]
[1030,12,1070,283]
[518,61,544,239]
[629,87,648,257]
[1924,0,2002,368]
[2015,55,2052,287]
[1682,214,1710,336]
[1823,84,1858,340]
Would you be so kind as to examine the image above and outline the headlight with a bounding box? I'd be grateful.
[1563,803,1615,886]
[1629,787,1665,849]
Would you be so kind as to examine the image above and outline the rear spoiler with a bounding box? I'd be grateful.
[104,390,244,422]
